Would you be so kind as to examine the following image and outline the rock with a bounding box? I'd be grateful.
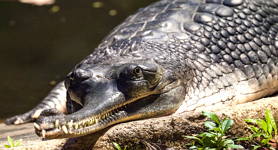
[0,96,278,150]
[93,96,278,149]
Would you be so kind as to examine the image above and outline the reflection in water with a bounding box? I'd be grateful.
[0,0,156,119]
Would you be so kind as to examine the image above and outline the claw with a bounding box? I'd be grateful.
[55,120,60,128]
[32,109,43,118]
[14,118,24,125]
[34,123,41,130]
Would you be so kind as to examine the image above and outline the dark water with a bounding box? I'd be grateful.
[0,0,157,120]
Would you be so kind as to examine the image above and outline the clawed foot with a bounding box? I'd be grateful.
[5,108,63,125]
[5,111,35,125]
[5,108,67,139]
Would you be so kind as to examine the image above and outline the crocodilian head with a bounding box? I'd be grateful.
[35,59,185,139]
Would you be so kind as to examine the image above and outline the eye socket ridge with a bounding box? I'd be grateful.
[118,65,143,81]
[132,66,142,77]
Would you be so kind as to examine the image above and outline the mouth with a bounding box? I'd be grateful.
[35,93,161,139]
[34,62,182,139]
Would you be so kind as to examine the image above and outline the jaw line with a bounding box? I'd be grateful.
[40,69,177,139]
[38,79,182,139]
[40,90,161,139]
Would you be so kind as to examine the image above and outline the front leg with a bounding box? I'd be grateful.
[5,81,67,125]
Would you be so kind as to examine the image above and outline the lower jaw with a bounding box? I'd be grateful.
[40,111,127,139]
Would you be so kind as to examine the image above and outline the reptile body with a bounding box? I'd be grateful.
[5,0,278,139]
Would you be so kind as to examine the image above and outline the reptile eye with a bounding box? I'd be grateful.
[133,67,142,76]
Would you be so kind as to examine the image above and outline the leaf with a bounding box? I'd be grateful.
[248,125,259,133]
[204,121,216,130]
[245,119,259,124]
[236,137,250,141]
[204,148,217,150]
[184,135,203,144]
[221,119,234,133]
[202,135,217,147]
[199,132,216,138]
[7,136,14,147]
[247,119,268,133]
[227,144,244,149]
[112,142,122,150]
[256,119,268,134]
[189,145,198,149]
[4,144,11,148]
[265,109,277,136]
[202,112,220,125]
[14,140,22,147]
[261,138,271,145]
[265,109,273,135]
[252,145,261,150]
[211,127,222,133]
[223,139,234,145]
[251,133,263,139]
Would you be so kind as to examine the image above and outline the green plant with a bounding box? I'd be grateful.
[3,136,22,148]
[185,111,244,150]
[238,109,277,150]
[113,142,127,150]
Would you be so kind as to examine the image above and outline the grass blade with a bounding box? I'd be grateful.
[113,142,122,150]
[245,119,258,124]
[265,109,277,136]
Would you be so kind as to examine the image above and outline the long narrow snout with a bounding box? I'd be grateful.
[36,77,129,139]
[35,61,183,139]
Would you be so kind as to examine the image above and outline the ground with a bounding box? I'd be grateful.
[0,96,278,150]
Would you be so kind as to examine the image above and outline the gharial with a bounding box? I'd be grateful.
[5,0,278,139]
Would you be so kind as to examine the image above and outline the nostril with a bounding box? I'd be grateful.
[67,69,91,85]
[74,69,91,80]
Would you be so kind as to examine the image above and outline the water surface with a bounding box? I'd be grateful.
[0,0,157,119]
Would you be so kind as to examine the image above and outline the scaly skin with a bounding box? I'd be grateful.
[5,0,278,139]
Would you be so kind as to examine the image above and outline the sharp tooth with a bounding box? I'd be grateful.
[74,124,79,129]
[67,120,73,129]
[68,129,73,134]
[62,125,69,134]
[84,120,87,126]
[95,118,99,123]
[42,130,46,138]
[84,120,88,126]
[34,123,41,130]
[55,120,60,128]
